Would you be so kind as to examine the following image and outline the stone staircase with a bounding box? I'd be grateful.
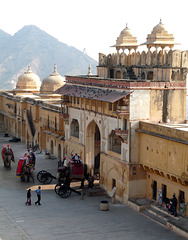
[140,203,188,238]
[141,204,179,225]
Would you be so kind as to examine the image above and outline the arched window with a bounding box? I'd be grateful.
[71,119,79,138]
[123,71,127,79]
[147,71,153,80]
[141,72,145,80]
[108,131,121,154]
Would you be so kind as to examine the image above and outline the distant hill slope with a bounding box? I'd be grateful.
[0,25,98,89]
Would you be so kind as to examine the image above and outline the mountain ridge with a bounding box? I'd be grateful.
[0,25,97,89]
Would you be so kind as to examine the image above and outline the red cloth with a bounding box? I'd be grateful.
[70,162,84,179]
[2,147,6,160]
[16,157,27,176]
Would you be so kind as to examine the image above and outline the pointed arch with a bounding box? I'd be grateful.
[86,120,101,176]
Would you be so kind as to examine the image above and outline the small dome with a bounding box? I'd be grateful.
[120,24,132,36]
[141,19,178,49]
[16,66,41,91]
[111,23,138,50]
[152,19,168,34]
[40,65,65,94]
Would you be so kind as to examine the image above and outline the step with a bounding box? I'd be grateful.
[151,205,180,220]
[140,209,167,226]
[147,207,170,221]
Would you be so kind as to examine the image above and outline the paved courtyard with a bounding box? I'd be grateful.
[0,132,186,240]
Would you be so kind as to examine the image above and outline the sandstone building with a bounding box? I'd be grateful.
[0,21,187,215]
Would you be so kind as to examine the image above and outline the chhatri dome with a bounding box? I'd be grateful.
[141,19,179,49]
[111,23,138,51]
[16,66,41,91]
[40,65,65,94]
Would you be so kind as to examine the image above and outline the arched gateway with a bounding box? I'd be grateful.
[86,120,101,177]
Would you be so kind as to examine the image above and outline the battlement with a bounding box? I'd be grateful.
[98,50,188,82]
[99,50,188,68]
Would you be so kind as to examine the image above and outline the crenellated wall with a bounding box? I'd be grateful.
[98,50,188,82]
[99,50,188,68]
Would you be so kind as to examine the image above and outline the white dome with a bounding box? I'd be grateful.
[152,20,168,34]
[16,66,41,90]
[40,65,65,94]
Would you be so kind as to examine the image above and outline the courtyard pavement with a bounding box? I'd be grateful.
[0,131,187,240]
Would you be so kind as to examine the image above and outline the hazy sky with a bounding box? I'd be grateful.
[0,0,188,61]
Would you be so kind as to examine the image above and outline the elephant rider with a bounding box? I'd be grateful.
[56,157,70,182]
[72,153,81,164]
[22,150,34,173]
[24,149,35,169]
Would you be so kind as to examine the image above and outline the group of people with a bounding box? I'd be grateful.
[25,186,41,206]
[58,153,82,169]
[71,153,82,164]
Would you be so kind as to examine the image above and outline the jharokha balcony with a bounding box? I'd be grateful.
[115,129,128,142]
[60,113,69,123]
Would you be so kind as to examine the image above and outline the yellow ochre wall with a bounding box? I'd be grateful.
[139,134,188,178]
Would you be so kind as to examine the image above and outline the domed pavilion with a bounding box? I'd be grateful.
[141,19,179,51]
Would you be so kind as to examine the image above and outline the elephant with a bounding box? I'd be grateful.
[16,151,36,183]
[2,145,15,170]
[56,159,89,189]
[21,164,35,183]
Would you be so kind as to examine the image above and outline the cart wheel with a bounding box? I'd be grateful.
[37,170,47,182]
[59,184,72,198]
[37,170,53,184]
[42,172,53,184]
[55,183,61,195]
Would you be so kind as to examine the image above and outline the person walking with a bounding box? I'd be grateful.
[171,193,177,217]
[35,186,41,205]
[25,189,31,205]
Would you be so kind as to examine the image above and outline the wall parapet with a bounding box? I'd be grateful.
[99,50,188,69]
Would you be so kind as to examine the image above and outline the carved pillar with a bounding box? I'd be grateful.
[122,47,125,65]
[117,49,120,65]
[161,46,165,66]
[134,47,137,65]
[147,46,151,66]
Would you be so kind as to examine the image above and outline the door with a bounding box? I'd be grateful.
[162,184,167,203]
[152,180,157,200]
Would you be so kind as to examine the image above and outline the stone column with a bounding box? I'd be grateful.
[122,47,125,65]
[161,46,165,66]
[128,49,131,66]
[117,49,120,65]
[147,46,151,66]
[134,47,137,65]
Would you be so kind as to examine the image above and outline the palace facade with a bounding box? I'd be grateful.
[0,20,188,215]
